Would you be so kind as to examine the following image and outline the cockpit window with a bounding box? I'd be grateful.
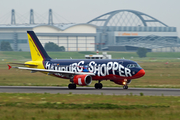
[126,64,141,68]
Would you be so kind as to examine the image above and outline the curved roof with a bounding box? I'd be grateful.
[0,23,97,31]
[56,23,97,30]
[87,9,168,27]
[34,23,96,31]
[33,23,97,33]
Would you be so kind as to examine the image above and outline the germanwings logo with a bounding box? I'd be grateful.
[45,61,132,77]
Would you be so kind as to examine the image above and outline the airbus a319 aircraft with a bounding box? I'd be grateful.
[8,31,145,89]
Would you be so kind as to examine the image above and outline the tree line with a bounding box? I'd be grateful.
[0,41,65,52]
[0,41,147,57]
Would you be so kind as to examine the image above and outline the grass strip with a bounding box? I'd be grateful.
[0,102,169,109]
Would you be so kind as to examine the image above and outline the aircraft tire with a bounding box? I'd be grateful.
[95,83,99,89]
[123,85,128,89]
[94,83,103,89]
[99,83,103,89]
[68,84,76,89]
[68,84,72,89]
[73,84,76,89]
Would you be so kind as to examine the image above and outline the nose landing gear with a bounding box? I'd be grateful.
[123,85,128,89]
[123,80,128,89]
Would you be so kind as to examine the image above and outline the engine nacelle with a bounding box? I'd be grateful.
[73,74,92,86]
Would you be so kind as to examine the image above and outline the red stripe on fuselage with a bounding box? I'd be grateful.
[51,69,145,81]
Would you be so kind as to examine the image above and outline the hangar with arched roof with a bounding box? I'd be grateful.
[0,9,179,52]
[0,23,97,51]
[87,9,180,52]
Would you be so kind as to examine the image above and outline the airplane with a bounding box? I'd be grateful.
[8,31,145,89]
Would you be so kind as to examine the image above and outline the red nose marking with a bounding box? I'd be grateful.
[136,69,145,77]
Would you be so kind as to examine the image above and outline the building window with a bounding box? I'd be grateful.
[18,39,27,43]
[0,40,14,43]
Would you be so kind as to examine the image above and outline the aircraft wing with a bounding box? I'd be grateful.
[12,66,95,76]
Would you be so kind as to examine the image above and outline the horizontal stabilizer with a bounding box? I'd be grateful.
[7,64,12,70]
[8,62,37,66]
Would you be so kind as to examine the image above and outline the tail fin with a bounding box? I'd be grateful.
[27,31,51,61]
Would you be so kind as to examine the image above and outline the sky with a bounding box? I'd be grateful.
[0,0,180,36]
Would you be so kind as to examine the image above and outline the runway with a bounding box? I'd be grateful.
[0,86,180,96]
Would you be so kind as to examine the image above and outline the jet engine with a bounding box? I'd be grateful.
[73,74,92,86]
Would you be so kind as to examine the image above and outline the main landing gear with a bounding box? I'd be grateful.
[94,81,103,89]
[68,76,76,89]
[68,83,76,89]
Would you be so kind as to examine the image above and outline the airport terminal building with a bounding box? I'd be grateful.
[0,9,179,52]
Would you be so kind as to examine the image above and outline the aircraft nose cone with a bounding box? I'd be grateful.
[137,69,145,77]
[136,69,145,77]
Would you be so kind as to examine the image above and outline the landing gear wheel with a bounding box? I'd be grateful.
[99,83,103,89]
[123,85,128,89]
[94,83,103,89]
[68,84,76,89]
[95,83,99,89]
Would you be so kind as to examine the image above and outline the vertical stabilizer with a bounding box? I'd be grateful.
[27,31,51,61]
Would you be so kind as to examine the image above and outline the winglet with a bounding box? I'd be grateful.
[8,64,12,70]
